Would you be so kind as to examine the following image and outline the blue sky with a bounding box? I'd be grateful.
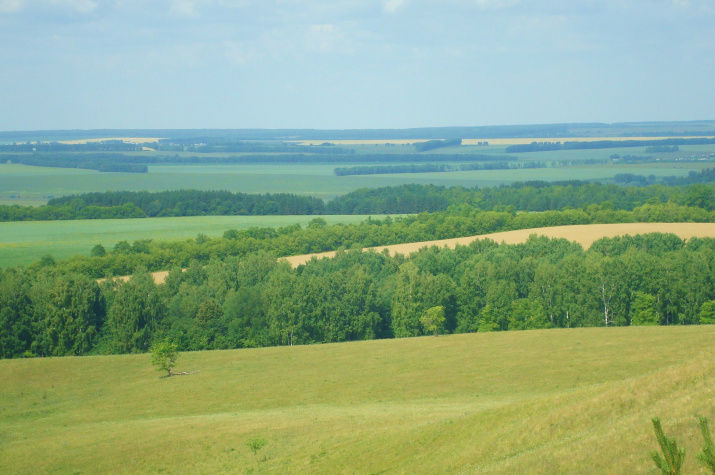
[1,0,713,130]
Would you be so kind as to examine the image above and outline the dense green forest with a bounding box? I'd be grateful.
[2,178,714,222]
[2,176,715,358]
[324,180,715,214]
[3,230,714,358]
[414,138,463,152]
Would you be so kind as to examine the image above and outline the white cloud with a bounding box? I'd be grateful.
[471,0,520,9]
[169,0,198,18]
[306,23,340,52]
[50,0,98,14]
[0,0,24,13]
[0,0,98,14]
[383,0,406,14]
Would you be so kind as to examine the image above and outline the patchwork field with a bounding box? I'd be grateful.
[1,325,713,473]
[0,215,385,269]
[0,161,706,205]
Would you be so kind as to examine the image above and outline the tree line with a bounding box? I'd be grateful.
[505,137,715,153]
[3,153,147,173]
[615,168,715,187]
[0,141,144,152]
[3,179,713,222]
[325,181,715,214]
[414,138,463,152]
[3,231,714,359]
[333,161,519,176]
[0,190,326,222]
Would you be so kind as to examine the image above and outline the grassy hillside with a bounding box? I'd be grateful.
[2,326,713,473]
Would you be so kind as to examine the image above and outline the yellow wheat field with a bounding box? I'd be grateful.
[282,222,715,267]
[112,223,715,285]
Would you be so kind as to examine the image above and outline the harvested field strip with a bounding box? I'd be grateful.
[282,222,715,267]
[127,223,715,284]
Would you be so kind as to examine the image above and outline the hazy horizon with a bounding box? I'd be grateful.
[2,1,714,131]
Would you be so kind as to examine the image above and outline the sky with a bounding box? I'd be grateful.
[1,0,714,131]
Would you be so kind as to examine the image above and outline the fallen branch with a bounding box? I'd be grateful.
[169,369,199,376]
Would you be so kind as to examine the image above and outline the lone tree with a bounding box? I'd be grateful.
[150,340,179,377]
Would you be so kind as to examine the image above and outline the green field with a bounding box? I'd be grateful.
[0,159,708,205]
[1,325,713,473]
[0,215,384,268]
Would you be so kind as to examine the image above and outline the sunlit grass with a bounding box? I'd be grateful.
[1,326,713,473]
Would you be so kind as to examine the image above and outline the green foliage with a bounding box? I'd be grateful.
[105,268,163,353]
[246,436,267,456]
[3,200,715,357]
[651,418,686,475]
[420,306,445,336]
[508,299,550,330]
[631,292,660,326]
[700,301,715,325]
[150,340,178,377]
[698,417,715,473]
[90,244,107,257]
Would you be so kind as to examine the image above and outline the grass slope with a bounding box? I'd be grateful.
[1,326,713,474]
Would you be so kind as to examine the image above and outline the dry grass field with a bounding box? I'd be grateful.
[1,326,713,473]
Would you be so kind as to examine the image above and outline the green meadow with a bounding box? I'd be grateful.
[0,215,384,268]
[1,325,713,473]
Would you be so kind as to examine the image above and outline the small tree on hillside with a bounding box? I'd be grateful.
[651,417,685,475]
[698,417,715,473]
[150,340,178,377]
